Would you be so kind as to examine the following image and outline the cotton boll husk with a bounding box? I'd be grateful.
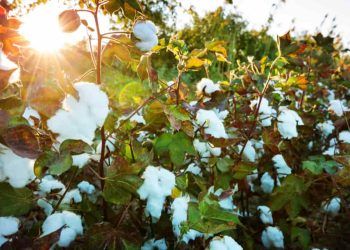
[0,217,20,236]
[61,189,82,204]
[328,100,349,116]
[72,153,90,168]
[322,197,341,216]
[261,226,284,249]
[37,199,53,216]
[0,147,35,188]
[272,154,292,177]
[339,131,350,143]
[0,49,17,71]
[47,82,109,145]
[196,109,228,138]
[257,206,273,225]
[58,227,77,247]
[260,172,275,194]
[39,175,65,194]
[316,120,335,137]
[77,181,95,194]
[277,107,304,139]
[209,236,243,250]
[196,78,220,95]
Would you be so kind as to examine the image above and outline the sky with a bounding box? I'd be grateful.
[178,0,350,47]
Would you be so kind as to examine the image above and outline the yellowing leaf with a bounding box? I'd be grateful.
[171,187,182,199]
[186,57,205,69]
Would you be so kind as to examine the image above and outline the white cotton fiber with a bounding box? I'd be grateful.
[72,153,90,168]
[77,181,95,194]
[238,140,256,162]
[196,109,228,138]
[328,99,349,117]
[260,172,275,194]
[322,197,341,216]
[339,131,350,143]
[39,175,65,194]
[316,120,334,137]
[22,106,40,126]
[196,78,221,95]
[277,107,304,139]
[141,238,167,250]
[47,82,109,145]
[250,98,276,127]
[193,139,221,162]
[61,189,82,204]
[185,163,202,176]
[0,147,35,188]
[261,226,284,249]
[133,21,158,51]
[272,154,292,177]
[137,166,175,219]
[257,205,273,225]
[209,236,243,250]
[0,49,17,71]
[171,196,190,236]
[0,217,19,247]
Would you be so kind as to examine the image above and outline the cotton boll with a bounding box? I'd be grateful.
[58,227,77,247]
[316,120,334,137]
[61,189,82,204]
[339,131,350,143]
[141,238,167,250]
[238,140,256,162]
[130,111,146,124]
[171,196,190,236]
[247,170,258,191]
[136,37,158,52]
[196,78,220,95]
[72,153,90,168]
[0,147,35,188]
[257,206,273,225]
[272,154,292,177]
[0,235,7,248]
[0,49,17,71]
[209,236,243,250]
[133,21,158,52]
[185,163,202,176]
[193,139,221,162]
[0,217,19,236]
[62,211,83,235]
[328,100,349,116]
[250,98,276,127]
[47,82,109,145]
[323,138,339,156]
[137,166,176,219]
[277,107,304,139]
[77,181,95,194]
[42,213,65,236]
[39,175,65,194]
[182,229,204,244]
[196,109,228,138]
[209,186,236,210]
[37,199,53,216]
[22,107,40,126]
[260,173,275,194]
[322,197,341,216]
[261,226,284,249]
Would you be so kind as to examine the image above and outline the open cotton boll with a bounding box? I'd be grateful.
[133,21,158,52]
[213,108,229,120]
[47,82,109,145]
[185,163,202,176]
[137,166,176,219]
[78,181,95,195]
[257,206,273,225]
[193,139,221,162]
[23,106,40,126]
[250,98,276,127]
[171,196,190,236]
[261,226,284,249]
[277,107,304,139]
[141,238,167,250]
[61,189,82,204]
[209,236,243,250]
[209,186,236,210]
[42,211,83,247]
[316,120,335,137]
[72,153,90,168]
[272,154,292,177]
[196,109,228,138]
[0,217,19,247]
[260,173,275,194]
[39,175,65,194]
[339,131,350,143]
[37,199,53,216]
[328,99,349,116]
[237,140,256,162]
[136,37,158,52]
[247,170,258,191]
[323,138,339,156]
[196,78,221,95]
[0,147,35,188]
[322,197,341,216]
[0,49,17,71]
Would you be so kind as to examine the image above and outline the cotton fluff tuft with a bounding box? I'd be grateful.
[196,109,228,138]
[339,131,350,143]
[39,175,65,194]
[141,238,167,250]
[277,107,304,139]
[250,98,276,127]
[316,120,334,137]
[260,173,275,194]
[137,166,175,219]
[47,82,109,145]
[237,140,256,162]
[0,49,17,71]
[257,206,273,225]
[0,217,19,247]
[328,100,349,116]
[72,153,90,168]
[193,139,221,162]
[133,21,158,51]
[209,186,237,210]
[261,226,284,249]
[78,181,95,194]
[322,197,341,216]
[42,211,83,247]
[185,163,202,176]
[209,236,243,250]
[62,189,82,204]
[196,78,220,95]
[0,147,35,188]
[272,154,292,177]
[37,199,53,216]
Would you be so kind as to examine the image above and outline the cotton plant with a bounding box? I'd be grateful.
[209,235,243,250]
[196,109,228,138]
[133,20,158,52]
[277,107,304,139]
[0,217,20,247]
[137,166,176,220]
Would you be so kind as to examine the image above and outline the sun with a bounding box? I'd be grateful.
[19,3,80,53]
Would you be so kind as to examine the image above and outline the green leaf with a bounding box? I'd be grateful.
[154,132,195,166]
[302,160,323,175]
[216,157,234,173]
[59,139,93,155]
[49,153,73,175]
[34,151,58,178]
[0,183,33,216]
[291,227,311,249]
[233,162,256,179]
